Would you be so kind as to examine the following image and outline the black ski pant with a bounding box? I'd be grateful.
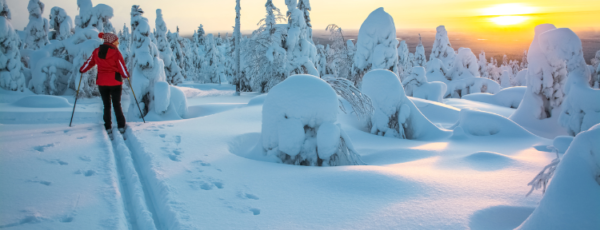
[99,85,126,130]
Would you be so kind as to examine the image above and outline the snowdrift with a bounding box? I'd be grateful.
[451,109,537,138]
[462,86,526,109]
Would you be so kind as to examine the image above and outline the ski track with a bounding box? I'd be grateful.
[107,126,191,230]
[108,128,158,230]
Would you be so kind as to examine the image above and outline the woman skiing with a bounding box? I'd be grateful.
[80,32,129,136]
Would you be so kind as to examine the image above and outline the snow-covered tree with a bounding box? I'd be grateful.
[190,24,206,82]
[500,70,511,88]
[361,69,446,139]
[325,24,352,79]
[520,50,528,69]
[478,50,489,79]
[0,0,27,91]
[414,34,426,67]
[75,0,115,33]
[448,47,479,80]
[397,40,410,80]
[202,34,222,84]
[24,0,49,50]
[234,0,241,94]
[48,7,73,41]
[127,5,187,120]
[155,9,183,85]
[351,7,399,86]
[316,44,327,76]
[259,75,364,166]
[402,66,447,102]
[167,28,185,78]
[429,25,455,71]
[285,0,318,77]
[590,50,600,88]
[117,24,130,71]
[511,24,563,122]
[243,0,287,92]
[545,28,600,136]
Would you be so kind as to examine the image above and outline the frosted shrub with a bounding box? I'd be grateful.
[361,69,445,140]
[260,75,363,166]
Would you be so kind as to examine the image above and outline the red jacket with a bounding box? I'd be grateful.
[80,43,130,86]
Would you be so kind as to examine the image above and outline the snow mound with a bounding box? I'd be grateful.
[462,86,526,108]
[11,95,71,108]
[247,94,267,106]
[260,75,363,166]
[552,135,574,154]
[518,124,600,229]
[451,109,536,138]
[463,151,515,171]
[361,69,448,140]
[469,206,535,230]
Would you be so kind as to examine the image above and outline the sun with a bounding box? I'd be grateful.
[481,3,536,26]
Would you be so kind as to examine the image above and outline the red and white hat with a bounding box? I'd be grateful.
[98,32,119,44]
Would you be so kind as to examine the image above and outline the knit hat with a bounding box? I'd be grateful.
[98,32,119,44]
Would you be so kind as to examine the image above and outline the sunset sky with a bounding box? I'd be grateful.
[6,0,600,36]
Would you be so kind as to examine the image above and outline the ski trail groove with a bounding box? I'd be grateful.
[110,128,159,230]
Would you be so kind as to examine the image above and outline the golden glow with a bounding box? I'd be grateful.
[481,3,536,16]
[411,142,448,151]
[489,16,529,25]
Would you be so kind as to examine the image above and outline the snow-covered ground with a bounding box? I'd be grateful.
[0,83,564,229]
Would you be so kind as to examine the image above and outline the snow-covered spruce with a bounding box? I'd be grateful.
[118,24,130,71]
[202,34,223,84]
[397,40,410,80]
[0,0,27,92]
[243,0,287,93]
[351,7,398,86]
[167,29,184,78]
[74,0,115,33]
[48,7,73,41]
[24,0,49,50]
[127,5,187,120]
[324,24,352,79]
[260,75,363,166]
[155,9,184,85]
[428,25,455,71]
[518,124,600,230]
[478,51,489,79]
[511,24,562,123]
[402,66,447,103]
[545,28,600,136]
[414,34,426,67]
[65,28,102,97]
[285,0,318,77]
[361,69,446,140]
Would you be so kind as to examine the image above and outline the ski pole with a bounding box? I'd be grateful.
[69,73,84,127]
[127,77,145,123]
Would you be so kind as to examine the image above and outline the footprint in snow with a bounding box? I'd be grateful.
[27,179,52,186]
[77,136,87,139]
[39,158,68,165]
[249,208,261,215]
[79,156,91,162]
[34,144,54,152]
[188,177,224,190]
[159,134,166,138]
[174,135,181,144]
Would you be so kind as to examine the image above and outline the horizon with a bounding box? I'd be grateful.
[6,0,600,37]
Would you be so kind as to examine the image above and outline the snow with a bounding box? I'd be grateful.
[403,66,447,102]
[3,79,595,229]
[12,95,71,108]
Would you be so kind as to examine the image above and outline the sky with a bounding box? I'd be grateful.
[6,0,600,37]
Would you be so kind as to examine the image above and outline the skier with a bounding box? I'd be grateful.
[80,32,130,137]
